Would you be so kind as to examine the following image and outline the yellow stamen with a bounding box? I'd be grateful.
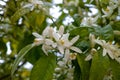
[60,40,64,45]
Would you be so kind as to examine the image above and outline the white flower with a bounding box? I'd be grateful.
[95,39,120,62]
[80,16,98,27]
[102,6,114,18]
[53,26,82,63]
[32,27,57,55]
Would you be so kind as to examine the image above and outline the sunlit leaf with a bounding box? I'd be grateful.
[89,50,110,80]
[30,53,56,80]
[11,7,31,23]
[11,43,35,76]
[110,59,120,80]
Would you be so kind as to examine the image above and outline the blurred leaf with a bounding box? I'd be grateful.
[25,10,45,28]
[11,44,35,76]
[89,25,114,41]
[25,46,43,64]
[5,0,16,17]
[30,53,56,80]
[73,60,81,80]
[76,40,90,51]
[11,7,31,23]
[79,0,84,8]
[101,24,114,41]
[72,14,83,27]
[89,50,110,80]
[77,54,90,80]
[111,21,120,31]
[110,59,120,80]
[70,27,89,39]
[0,40,7,53]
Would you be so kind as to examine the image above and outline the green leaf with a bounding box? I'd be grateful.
[25,10,45,28]
[77,54,90,80]
[25,46,43,64]
[110,59,120,80]
[89,25,114,41]
[89,51,110,80]
[11,7,31,23]
[101,24,114,41]
[30,53,56,80]
[73,60,81,80]
[11,44,35,76]
[70,27,89,39]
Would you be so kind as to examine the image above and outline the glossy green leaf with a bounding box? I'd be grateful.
[70,27,89,39]
[89,51,110,80]
[11,43,35,76]
[77,54,90,80]
[25,46,44,64]
[102,24,114,41]
[110,59,120,80]
[89,25,114,41]
[30,53,56,80]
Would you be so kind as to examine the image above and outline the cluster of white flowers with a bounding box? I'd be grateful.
[95,39,120,63]
[102,0,120,17]
[85,34,120,63]
[80,16,98,27]
[53,60,74,80]
[33,26,82,61]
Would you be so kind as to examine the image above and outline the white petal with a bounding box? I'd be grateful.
[32,32,42,38]
[103,48,107,56]
[64,41,71,48]
[58,45,64,54]
[45,39,57,48]
[61,33,69,41]
[42,45,48,56]
[58,26,64,35]
[45,39,53,45]
[34,38,44,46]
[63,49,70,63]
[70,35,79,44]
[85,54,92,61]
[53,32,60,41]
[70,46,82,53]
[49,27,54,37]
[42,27,49,36]
[107,49,114,59]
[52,43,57,48]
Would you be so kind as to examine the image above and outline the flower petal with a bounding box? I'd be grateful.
[58,45,64,54]
[32,32,42,38]
[103,48,107,56]
[58,26,64,35]
[45,39,53,45]
[34,38,44,46]
[70,46,82,53]
[70,35,79,45]
[63,49,70,63]
[107,49,114,59]
[53,32,60,41]
[42,45,48,56]
[45,39,57,48]
[42,27,49,36]
[61,33,70,41]
[85,54,92,61]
